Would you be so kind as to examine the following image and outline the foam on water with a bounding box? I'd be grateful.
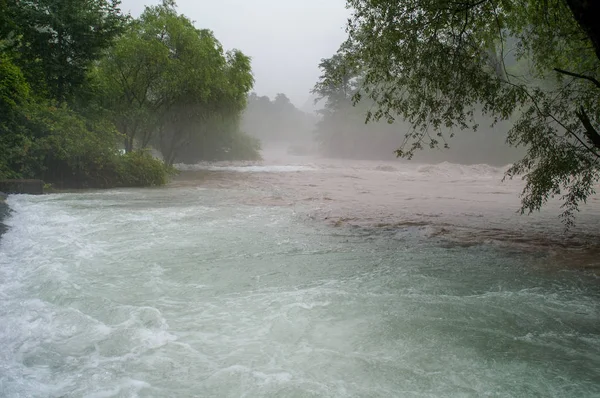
[176,163,316,173]
[415,161,510,179]
[1,166,600,396]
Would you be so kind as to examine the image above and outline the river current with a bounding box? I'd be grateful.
[1,152,600,397]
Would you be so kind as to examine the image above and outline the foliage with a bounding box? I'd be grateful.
[96,2,258,164]
[312,55,520,163]
[0,54,34,180]
[176,115,262,162]
[8,0,127,103]
[0,53,29,113]
[24,103,121,187]
[2,99,173,188]
[321,0,600,225]
[227,131,262,161]
[1,0,255,188]
[94,19,169,151]
[0,0,146,188]
[312,56,402,159]
[117,150,176,187]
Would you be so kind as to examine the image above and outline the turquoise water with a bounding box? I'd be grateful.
[1,169,600,397]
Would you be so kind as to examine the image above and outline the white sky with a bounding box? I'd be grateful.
[119,0,350,108]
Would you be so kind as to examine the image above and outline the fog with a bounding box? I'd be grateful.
[118,0,523,166]
[312,110,524,166]
[241,96,523,165]
[240,93,317,156]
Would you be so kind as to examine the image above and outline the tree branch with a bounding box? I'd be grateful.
[563,0,600,62]
[499,78,600,161]
[554,68,600,89]
[575,106,600,150]
[449,0,491,13]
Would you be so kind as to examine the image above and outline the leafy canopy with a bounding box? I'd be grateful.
[322,0,600,225]
[0,0,172,187]
[95,1,258,164]
[10,0,127,103]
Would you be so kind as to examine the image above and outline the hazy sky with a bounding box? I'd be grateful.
[119,0,350,108]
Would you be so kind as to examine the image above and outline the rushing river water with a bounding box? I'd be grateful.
[1,152,600,397]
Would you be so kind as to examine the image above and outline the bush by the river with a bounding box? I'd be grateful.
[0,76,172,188]
[117,151,176,187]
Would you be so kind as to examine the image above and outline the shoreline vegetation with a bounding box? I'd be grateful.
[1,0,260,190]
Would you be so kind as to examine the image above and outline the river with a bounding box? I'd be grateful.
[1,151,600,397]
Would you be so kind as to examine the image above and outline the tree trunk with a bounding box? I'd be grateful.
[563,0,600,154]
[123,125,134,152]
[125,136,134,153]
[564,0,600,62]
[141,132,152,149]
[56,27,65,103]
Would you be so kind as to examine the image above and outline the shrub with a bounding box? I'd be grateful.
[117,150,176,187]
[0,55,173,188]
[6,103,174,188]
[227,131,262,161]
[25,103,121,187]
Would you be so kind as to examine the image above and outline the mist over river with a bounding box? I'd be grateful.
[1,149,600,397]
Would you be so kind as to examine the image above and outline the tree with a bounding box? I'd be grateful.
[0,0,16,42]
[0,53,35,179]
[169,49,260,163]
[325,0,600,225]
[11,0,127,103]
[0,0,173,188]
[96,1,258,164]
[95,19,170,152]
[313,53,357,106]
[312,53,519,162]
[312,55,370,157]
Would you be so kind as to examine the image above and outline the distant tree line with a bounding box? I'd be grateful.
[312,54,521,164]
[242,92,317,147]
[0,0,259,188]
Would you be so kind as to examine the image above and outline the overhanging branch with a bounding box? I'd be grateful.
[554,68,600,89]
[499,78,600,161]
[575,106,600,150]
